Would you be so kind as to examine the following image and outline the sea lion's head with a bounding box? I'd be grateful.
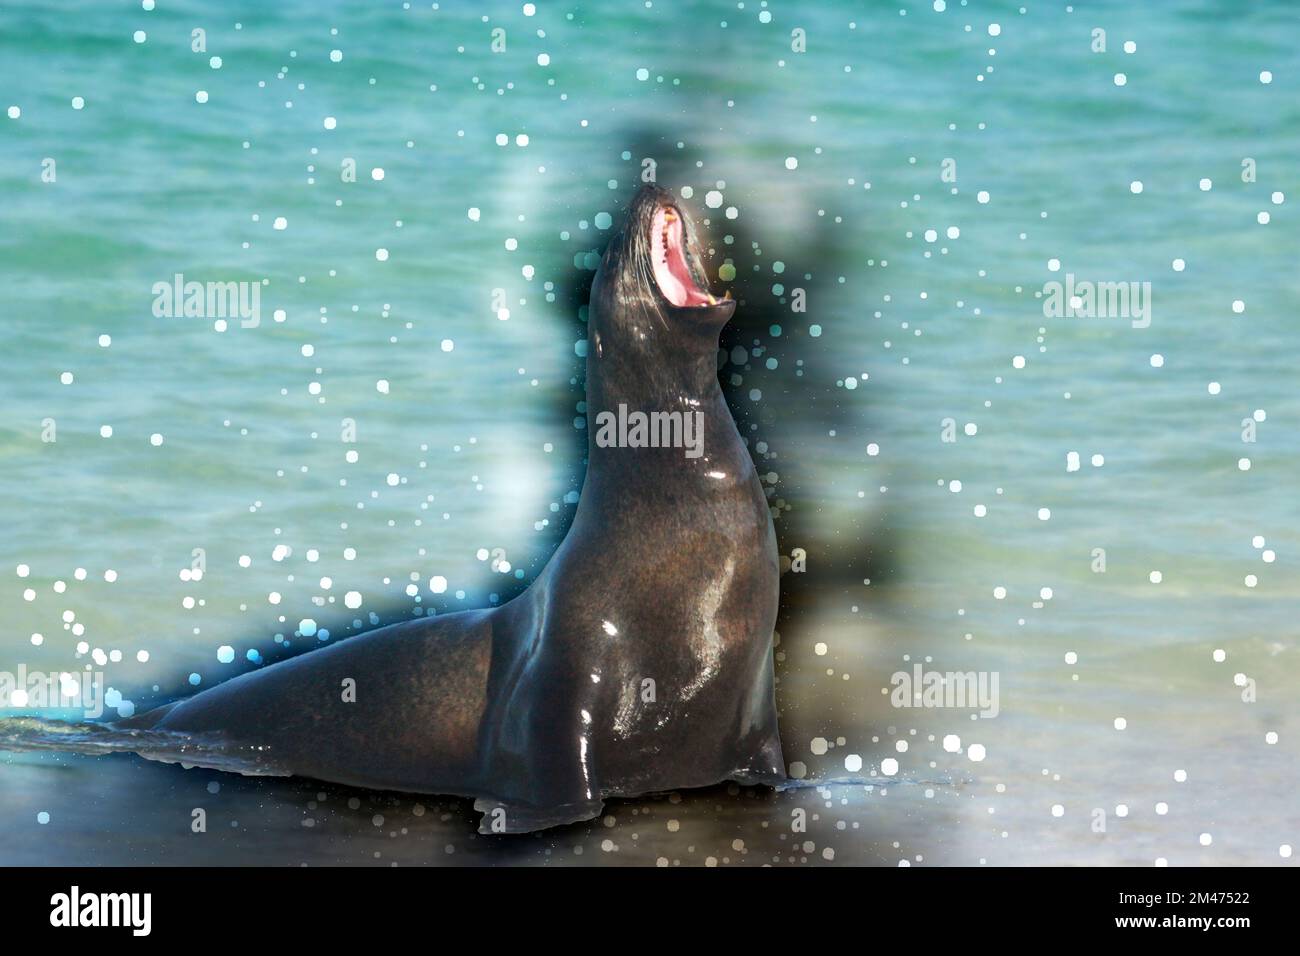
[587,184,735,373]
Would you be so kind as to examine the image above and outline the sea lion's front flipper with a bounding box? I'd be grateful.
[471,631,609,834]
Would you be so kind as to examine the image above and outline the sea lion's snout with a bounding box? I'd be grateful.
[590,186,736,351]
[617,184,733,321]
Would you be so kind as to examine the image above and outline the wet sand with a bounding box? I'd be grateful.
[0,750,972,867]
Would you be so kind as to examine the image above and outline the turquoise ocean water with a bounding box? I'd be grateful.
[1,0,1297,865]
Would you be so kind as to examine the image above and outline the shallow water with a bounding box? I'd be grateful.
[2,1,1298,865]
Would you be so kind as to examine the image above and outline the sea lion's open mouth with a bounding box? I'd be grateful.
[650,204,719,308]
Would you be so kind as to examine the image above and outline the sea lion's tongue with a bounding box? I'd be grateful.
[652,207,713,307]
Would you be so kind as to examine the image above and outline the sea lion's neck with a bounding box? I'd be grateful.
[583,340,751,484]
[586,342,719,411]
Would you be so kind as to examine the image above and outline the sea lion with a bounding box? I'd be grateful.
[120,184,786,833]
